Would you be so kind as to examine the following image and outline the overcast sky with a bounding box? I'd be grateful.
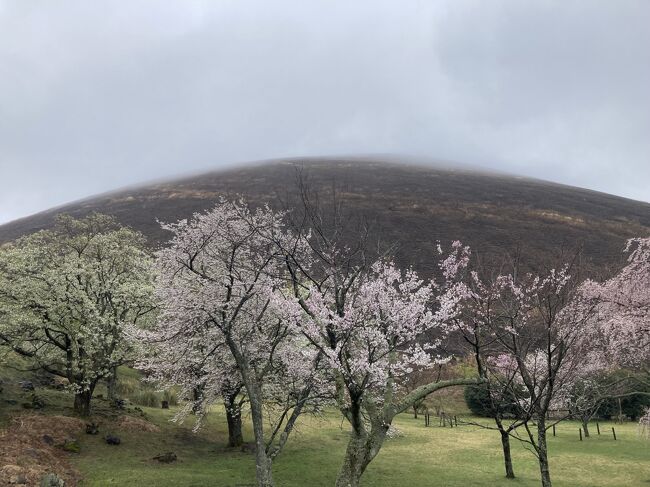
[1,1,649,224]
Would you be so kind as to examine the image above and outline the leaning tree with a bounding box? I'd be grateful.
[0,214,155,415]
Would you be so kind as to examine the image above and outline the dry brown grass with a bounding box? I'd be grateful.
[0,412,162,486]
[0,414,85,486]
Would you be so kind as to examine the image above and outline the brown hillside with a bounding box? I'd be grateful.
[1,158,649,275]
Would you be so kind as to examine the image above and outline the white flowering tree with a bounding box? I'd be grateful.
[0,214,155,416]
[141,317,247,446]
[147,200,324,487]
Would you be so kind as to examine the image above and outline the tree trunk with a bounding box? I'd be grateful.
[249,391,274,487]
[224,397,244,448]
[253,448,273,487]
[335,424,387,487]
[413,405,418,419]
[499,429,515,479]
[107,367,118,403]
[494,416,515,479]
[191,385,204,414]
[335,433,370,487]
[582,419,590,438]
[537,418,552,487]
[226,337,274,487]
[73,387,94,416]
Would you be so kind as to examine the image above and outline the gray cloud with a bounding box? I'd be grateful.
[1,0,649,223]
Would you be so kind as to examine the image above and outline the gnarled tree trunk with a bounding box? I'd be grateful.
[231,341,274,487]
[334,377,484,487]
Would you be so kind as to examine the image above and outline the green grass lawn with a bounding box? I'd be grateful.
[2,359,647,486]
[70,405,650,487]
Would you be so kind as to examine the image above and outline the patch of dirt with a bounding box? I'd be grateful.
[0,414,84,486]
[114,415,160,433]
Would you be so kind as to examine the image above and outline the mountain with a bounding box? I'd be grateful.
[1,157,649,275]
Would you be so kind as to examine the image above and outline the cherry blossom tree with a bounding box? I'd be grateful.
[488,271,599,487]
[581,237,650,436]
[270,183,481,487]
[275,256,480,487]
[146,200,324,487]
[0,214,155,416]
[141,322,247,446]
[563,371,645,437]
[568,376,608,437]
[581,237,650,370]
[439,243,599,487]
[437,242,531,479]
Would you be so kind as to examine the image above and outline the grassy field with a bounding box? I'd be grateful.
[1,362,648,486]
[69,405,650,487]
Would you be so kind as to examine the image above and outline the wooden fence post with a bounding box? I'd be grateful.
[612,427,617,441]
[596,422,600,435]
